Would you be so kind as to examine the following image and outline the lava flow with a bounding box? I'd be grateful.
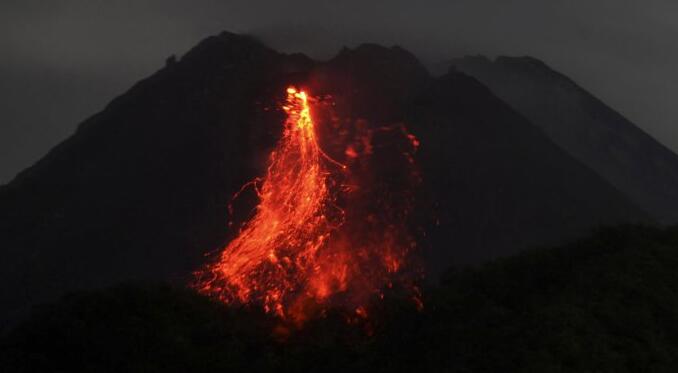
[195,87,421,324]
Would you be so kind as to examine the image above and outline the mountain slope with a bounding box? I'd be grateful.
[0,32,648,327]
[453,56,678,224]
[0,32,297,328]
[410,72,648,272]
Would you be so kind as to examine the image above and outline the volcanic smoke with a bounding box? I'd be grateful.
[195,87,421,323]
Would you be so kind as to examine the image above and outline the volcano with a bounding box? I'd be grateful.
[0,31,651,328]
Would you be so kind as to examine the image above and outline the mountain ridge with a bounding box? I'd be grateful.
[453,55,678,223]
[0,32,651,327]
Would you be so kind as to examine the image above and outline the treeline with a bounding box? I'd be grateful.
[3,225,678,372]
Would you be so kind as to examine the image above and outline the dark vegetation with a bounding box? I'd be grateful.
[4,225,678,372]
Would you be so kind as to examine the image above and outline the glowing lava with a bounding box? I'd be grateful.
[196,87,420,323]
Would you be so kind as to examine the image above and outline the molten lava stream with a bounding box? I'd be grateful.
[196,87,419,324]
[196,87,340,321]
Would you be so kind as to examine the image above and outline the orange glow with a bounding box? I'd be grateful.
[195,87,421,324]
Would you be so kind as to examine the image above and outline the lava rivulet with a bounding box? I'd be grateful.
[195,87,421,323]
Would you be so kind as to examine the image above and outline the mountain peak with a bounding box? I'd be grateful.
[178,31,279,70]
[332,43,429,77]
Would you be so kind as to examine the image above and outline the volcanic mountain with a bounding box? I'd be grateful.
[453,56,678,224]
[0,32,650,327]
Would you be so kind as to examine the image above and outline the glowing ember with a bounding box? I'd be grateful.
[195,87,421,323]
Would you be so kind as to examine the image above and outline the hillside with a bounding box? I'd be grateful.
[453,55,678,224]
[3,225,678,372]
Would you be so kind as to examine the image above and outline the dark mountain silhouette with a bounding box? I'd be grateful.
[453,56,678,224]
[0,32,649,328]
[409,71,651,271]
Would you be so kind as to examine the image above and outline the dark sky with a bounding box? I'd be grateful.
[2,0,676,184]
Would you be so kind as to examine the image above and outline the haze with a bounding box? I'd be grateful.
[1,0,676,183]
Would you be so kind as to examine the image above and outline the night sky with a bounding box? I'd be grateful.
[2,0,676,184]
